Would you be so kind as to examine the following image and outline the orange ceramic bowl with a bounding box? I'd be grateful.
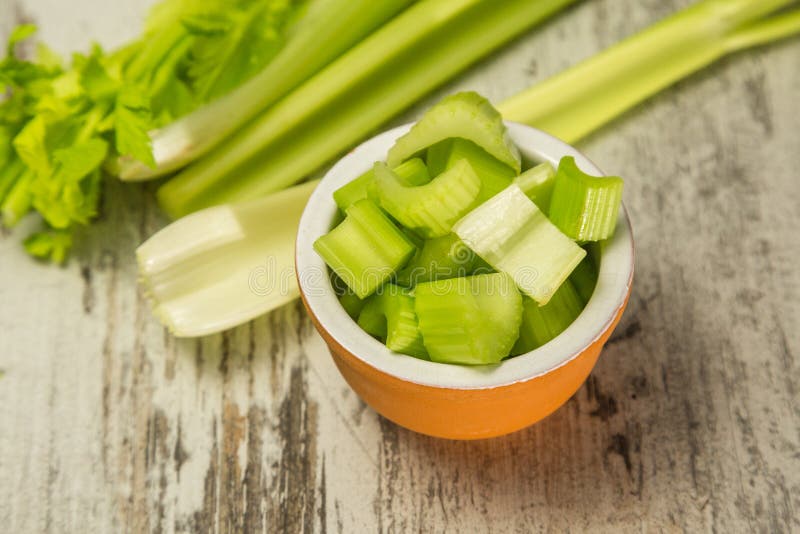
[296,122,634,440]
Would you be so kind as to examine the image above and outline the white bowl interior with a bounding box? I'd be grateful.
[296,122,633,389]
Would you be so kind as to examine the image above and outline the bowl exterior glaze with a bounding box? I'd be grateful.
[301,291,629,440]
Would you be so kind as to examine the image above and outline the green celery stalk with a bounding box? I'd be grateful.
[313,199,416,299]
[118,0,414,180]
[415,272,523,365]
[333,157,430,211]
[426,138,517,204]
[499,0,800,144]
[370,159,481,239]
[513,162,556,213]
[136,180,318,337]
[452,184,586,305]
[156,0,579,217]
[548,156,624,242]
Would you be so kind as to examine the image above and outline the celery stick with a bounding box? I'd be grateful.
[453,184,586,305]
[388,92,521,173]
[499,0,799,144]
[396,233,479,287]
[548,156,624,242]
[137,180,318,337]
[415,272,522,365]
[314,199,416,299]
[569,253,598,303]
[157,0,578,217]
[118,0,415,180]
[514,162,556,213]
[426,138,516,203]
[358,286,428,359]
[371,160,481,239]
[511,279,585,355]
[333,157,429,212]
[357,295,387,338]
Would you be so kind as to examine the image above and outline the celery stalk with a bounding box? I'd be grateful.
[513,162,556,213]
[499,0,800,144]
[313,199,416,299]
[453,184,586,305]
[118,0,414,180]
[370,160,481,239]
[156,0,579,217]
[136,180,318,337]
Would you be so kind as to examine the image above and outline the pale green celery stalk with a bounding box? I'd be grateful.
[499,0,800,144]
[137,179,318,337]
[157,0,578,217]
[118,0,413,180]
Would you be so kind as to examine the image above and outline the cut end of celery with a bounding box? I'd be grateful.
[548,156,624,242]
[453,184,586,305]
[387,92,521,172]
[314,199,416,299]
[371,159,481,238]
[137,180,317,337]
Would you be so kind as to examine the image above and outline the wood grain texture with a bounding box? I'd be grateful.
[1,0,798,532]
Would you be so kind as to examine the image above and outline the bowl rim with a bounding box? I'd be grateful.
[296,121,634,390]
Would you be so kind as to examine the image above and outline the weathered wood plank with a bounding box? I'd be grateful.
[0,0,797,532]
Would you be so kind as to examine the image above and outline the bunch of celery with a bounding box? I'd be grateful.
[0,0,413,261]
[136,0,800,337]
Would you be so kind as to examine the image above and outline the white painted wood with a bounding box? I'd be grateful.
[1,0,798,532]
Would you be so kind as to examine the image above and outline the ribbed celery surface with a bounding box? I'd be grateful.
[371,160,481,238]
[548,156,624,242]
[453,184,586,305]
[313,199,415,299]
[389,92,520,173]
[358,286,428,359]
[333,158,430,212]
[426,138,516,203]
[414,273,522,365]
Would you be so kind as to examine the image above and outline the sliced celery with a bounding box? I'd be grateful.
[387,92,521,173]
[333,157,430,212]
[548,156,624,242]
[426,138,516,203]
[358,286,428,359]
[569,252,598,303]
[514,162,556,213]
[511,279,585,355]
[414,272,522,365]
[357,295,387,338]
[396,233,478,286]
[339,291,366,320]
[453,184,586,305]
[314,199,416,299]
[371,159,480,238]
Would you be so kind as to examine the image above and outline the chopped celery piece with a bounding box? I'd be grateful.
[548,156,624,242]
[453,184,586,305]
[512,279,585,355]
[357,286,428,359]
[514,162,556,213]
[371,159,480,238]
[426,138,516,203]
[339,291,366,320]
[333,158,430,211]
[569,252,598,303]
[357,295,387,338]
[396,233,482,286]
[415,272,522,365]
[314,199,415,299]
[388,92,521,173]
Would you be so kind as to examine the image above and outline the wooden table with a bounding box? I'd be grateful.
[1,1,798,532]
